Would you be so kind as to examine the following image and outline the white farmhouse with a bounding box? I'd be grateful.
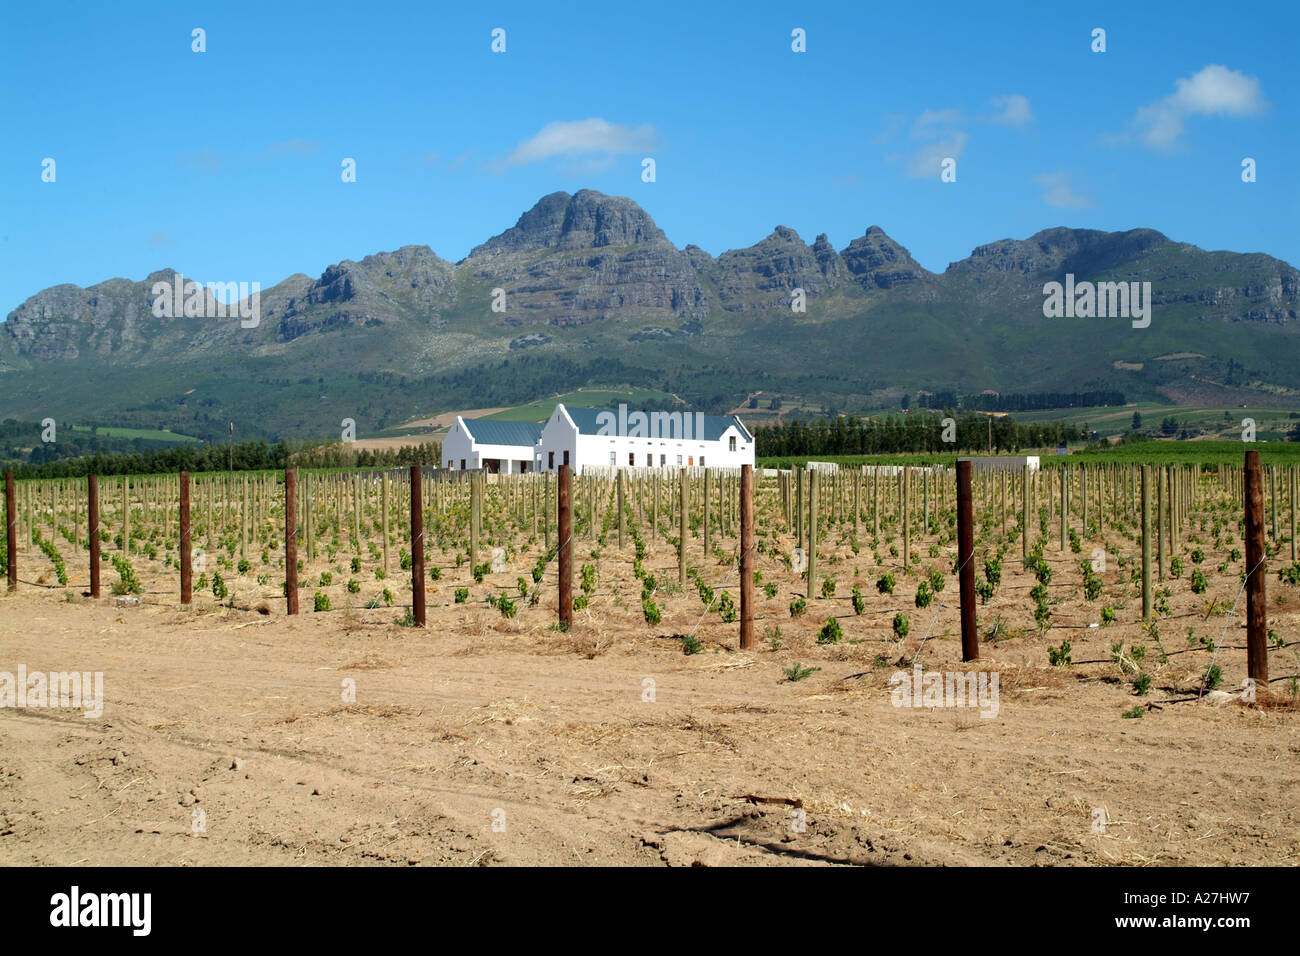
[535,404,755,475]
[442,417,543,473]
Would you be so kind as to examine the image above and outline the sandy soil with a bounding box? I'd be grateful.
[2,573,1297,867]
[4,466,1299,866]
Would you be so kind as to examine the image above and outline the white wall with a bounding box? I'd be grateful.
[577,428,752,472]
[534,405,755,474]
[441,417,534,473]
[536,407,579,473]
[442,418,475,470]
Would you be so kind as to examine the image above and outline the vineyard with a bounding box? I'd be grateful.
[4,459,1299,692]
[2,455,1298,865]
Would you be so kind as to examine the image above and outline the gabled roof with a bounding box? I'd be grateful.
[560,406,749,442]
[460,418,543,448]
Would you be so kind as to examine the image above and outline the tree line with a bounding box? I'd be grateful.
[753,411,1090,456]
[2,438,443,480]
[919,390,1125,412]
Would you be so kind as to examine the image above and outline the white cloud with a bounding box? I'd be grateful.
[903,105,966,178]
[989,93,1033,126]
[912,108,963,135]
[906,133,967,178]
[1132,65,1267,150]
[500,118,658,167]
[1034,172,1094,209]
[892,95,1027,178]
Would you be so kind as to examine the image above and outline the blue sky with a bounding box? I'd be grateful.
[2,0,1296,312]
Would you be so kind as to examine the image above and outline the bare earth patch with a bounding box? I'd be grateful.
[1,588,1296,867]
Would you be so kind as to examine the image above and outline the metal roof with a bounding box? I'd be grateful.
[560,406,749,442]
[460,418,544,448]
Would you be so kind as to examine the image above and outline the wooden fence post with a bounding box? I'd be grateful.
[902,466,910,567]
[1021,464,1030,560]
[794,467,802,542]
[1270,464,1278,542]
[304,472,313,561]
[122,475,130,557]
[1244,450,1268,685]
[1291,465,1297,563]
[88,474,100,598]
[807,468,819,595]
[998,468,1005,534]
[381,472,390,573]
[740,464,754,650]
[410,465,426,627]
[180,471,192,605]
[285,469,299,615]
[702,469,709,555]
[5,472,16,592]
[1059,466,1066,552]
[470,473,481,569]
[1141,466,1151,621]
[924,468,931,534]
[679,469,688,586]
[618,470,626,550]
[875,469,882,537]
[558,465,572,630]
[853,472,860,539]
[957,460,977,662]
[1158,466,1168,581]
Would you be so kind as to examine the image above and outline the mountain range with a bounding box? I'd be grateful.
[3,189,1298,443]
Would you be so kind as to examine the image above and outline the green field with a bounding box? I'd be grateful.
[1012,403,1299,441]
[760,440,1300,470]
[1051,440,1300,465]
[482,387,685,423]
[71,425,202,444]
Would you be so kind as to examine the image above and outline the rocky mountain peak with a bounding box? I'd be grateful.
[841,226,930,288]
[949,227,1172,277]
[468,190,669,257]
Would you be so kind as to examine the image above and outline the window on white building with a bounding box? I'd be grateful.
[700,455,705,467]
[610,451,616,466]
[729,436,737,452]
[676,455,682,466]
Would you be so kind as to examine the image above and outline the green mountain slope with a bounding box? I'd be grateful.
[2,190,1297,441]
